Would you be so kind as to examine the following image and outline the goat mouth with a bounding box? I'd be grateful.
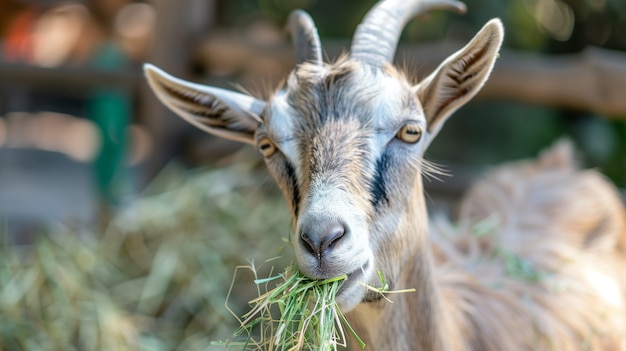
[338,261,370,294]
[332,260,377,311]
[337,261,388,304]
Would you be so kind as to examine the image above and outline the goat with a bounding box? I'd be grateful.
[144,0,626,349]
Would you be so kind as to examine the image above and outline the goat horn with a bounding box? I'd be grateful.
[351,0,467,67]
[288,10,323,66]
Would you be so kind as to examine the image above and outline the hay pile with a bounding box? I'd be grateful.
[0,154,291,350]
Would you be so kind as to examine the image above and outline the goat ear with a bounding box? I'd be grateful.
[144,64,266,145]
[414,19,503,145]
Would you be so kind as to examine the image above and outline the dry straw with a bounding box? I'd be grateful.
[0,152,292,350]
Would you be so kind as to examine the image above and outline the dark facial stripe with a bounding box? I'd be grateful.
[370,150,390,208]
[284,160,301,217]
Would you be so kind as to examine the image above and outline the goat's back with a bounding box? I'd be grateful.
[431,140,626,351]
[460,139,626,255]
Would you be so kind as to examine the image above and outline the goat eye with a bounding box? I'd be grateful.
[257,137,277,157]
[397,123,422,143]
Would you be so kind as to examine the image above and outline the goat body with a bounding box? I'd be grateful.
[144,0,626,349]
[351,140,626,350]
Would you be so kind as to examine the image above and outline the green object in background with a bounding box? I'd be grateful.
[603,120,626,187]
[88,42,132,205]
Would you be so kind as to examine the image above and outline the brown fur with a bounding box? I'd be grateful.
[427,140,626,350]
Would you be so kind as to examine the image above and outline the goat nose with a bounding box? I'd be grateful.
[299,222,346,256]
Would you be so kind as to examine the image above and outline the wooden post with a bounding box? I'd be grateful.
[140,0,216,177]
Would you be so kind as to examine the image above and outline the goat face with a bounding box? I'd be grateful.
[263,59,428,309]
[144,1,503,312]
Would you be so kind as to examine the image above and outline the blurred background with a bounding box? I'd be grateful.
[0,0,624,349]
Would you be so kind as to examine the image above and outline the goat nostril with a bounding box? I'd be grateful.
[300,232,318,255]
[299,222,346,256]
[320,224,345,253]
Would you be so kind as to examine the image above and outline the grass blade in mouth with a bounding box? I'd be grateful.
[219,264,359,351]
[217,263,415,350]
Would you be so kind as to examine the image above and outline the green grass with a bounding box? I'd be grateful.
[219,264,416,351]
[218,264,363,351]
